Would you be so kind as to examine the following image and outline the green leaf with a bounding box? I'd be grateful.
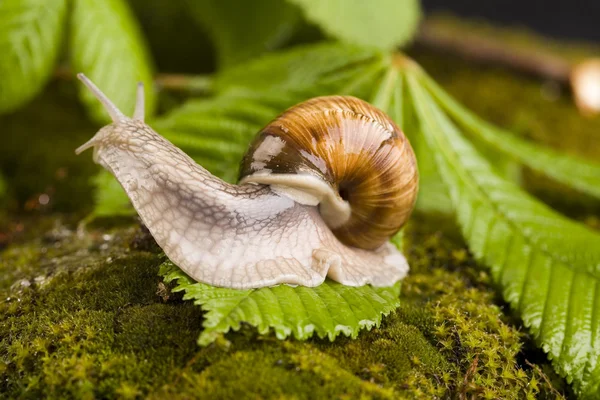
[70,0,155,124]
[0,0,67,114]
[411,124,453,215]
[91,170,133,217]
[160,260,401,346]
[395,69,518,216]
[287,0,420,50]
[367,65,452,215]
[421,72,600,199]
[186,0,301,68]
[215,42,387,97]
[407,71,600,396]
[390,71,452,215]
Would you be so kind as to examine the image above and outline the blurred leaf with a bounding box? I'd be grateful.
[127,0,215,73]
[215,42,387,97]
[287,0,421,50]
[70,0,155,124]
[408,72,600,396]
[186,0,301,68]
[91,171,133,217]
[160,260,401,346]
[0,0,67,114]
[422,73,600,199]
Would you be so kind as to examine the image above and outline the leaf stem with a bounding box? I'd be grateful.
[415,17,600,115]
[415,18,572,82]
[155,74,214,94]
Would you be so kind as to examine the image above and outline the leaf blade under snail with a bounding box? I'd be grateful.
[160,260,401,346]
[407,73,600,396]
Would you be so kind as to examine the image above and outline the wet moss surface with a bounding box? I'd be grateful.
[1,216,571,399]
[2,24,600,400]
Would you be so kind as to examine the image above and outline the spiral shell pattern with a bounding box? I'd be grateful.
[239,96,418,250]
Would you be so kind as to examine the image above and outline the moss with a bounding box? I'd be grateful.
[0,213,569,399]
[152,345,398,399]
[399,218,569,399]
[0,224,204,398]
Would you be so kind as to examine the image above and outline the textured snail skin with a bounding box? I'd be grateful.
[75,74,410,289]
[240,96,419,250]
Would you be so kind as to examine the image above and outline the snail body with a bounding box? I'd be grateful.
[75,74,418,289]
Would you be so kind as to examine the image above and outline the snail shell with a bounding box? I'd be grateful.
[240,96,419,250]
[75,75,418,289]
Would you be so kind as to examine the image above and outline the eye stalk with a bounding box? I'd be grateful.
[75,75,415,289]
[133,82,145,121]
[77,73,127,123]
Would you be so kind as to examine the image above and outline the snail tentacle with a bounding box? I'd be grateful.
[77,73,126,123]
[75,75,408,289]
[133,82,145,121]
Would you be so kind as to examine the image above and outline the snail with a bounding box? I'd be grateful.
[75,74,419,289]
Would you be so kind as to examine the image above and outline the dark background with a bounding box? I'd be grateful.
[423,0,600,42]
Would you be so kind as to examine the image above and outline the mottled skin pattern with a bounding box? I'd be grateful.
[82,119,408,289]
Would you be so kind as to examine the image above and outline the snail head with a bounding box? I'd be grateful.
[75,73,147,163]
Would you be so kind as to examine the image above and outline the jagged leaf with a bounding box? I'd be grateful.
[70,0,155,124]
[421,72,600,199]
[407,71,600,396]
[159,260,401,346]
[287,0,420,50]
[369,65,452,215]
[214,42,387,98]
[186,0,301,68]
[411,124,453,215]
[0,0,67,114]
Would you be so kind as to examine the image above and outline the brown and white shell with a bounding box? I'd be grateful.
[239,96,419,250]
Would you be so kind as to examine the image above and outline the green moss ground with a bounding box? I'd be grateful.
[2,21,600,400]
[1,215,570,399]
